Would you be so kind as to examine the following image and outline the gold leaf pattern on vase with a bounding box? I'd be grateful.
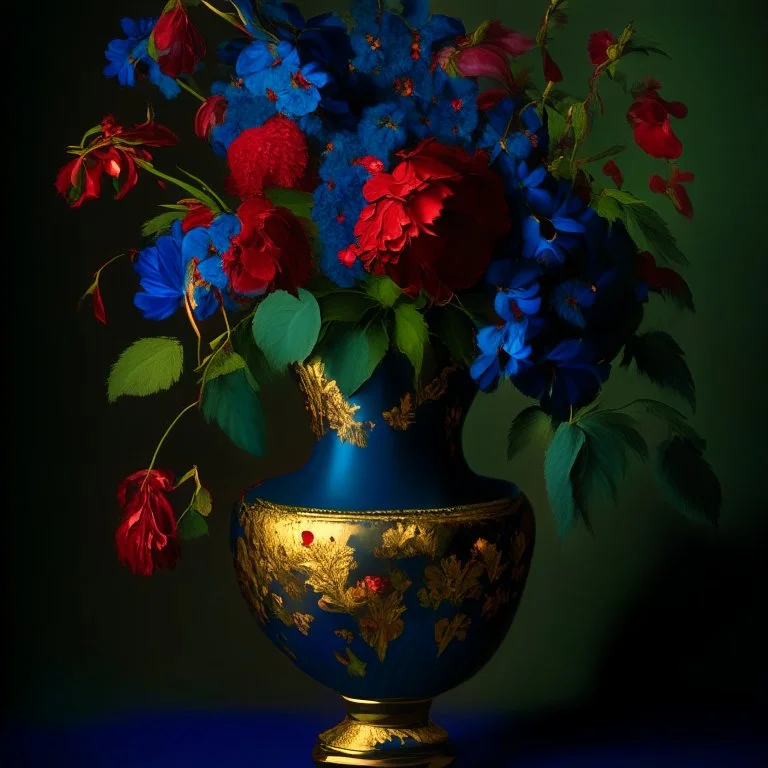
[318,721,448,752]
[481,587,510,618]
[417,555,484,609]
[358,590,408,662]
[295,361,374,447]
[334,628,355,644]
[373,522,439,559]
[270,594,315,636]
[472,537,508,583]
[435,613,471,657]
[333,647,367,677]
[382,364,461,431]
[234,537,268,624]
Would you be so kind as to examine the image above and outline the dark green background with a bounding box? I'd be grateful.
[7,0,767,727]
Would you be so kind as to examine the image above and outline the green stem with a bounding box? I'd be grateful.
[178,167,232,213]
[175,78,206,103]
[141,402,199,490]
[200,0,253,36]
[135,159,222,213]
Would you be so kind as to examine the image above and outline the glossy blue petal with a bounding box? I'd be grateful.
[476,325,505,355]
[470,353,501,391]
[552,216,586,234]
[197,256,228,290]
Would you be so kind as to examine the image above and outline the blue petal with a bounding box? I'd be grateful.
[552,216,586,234]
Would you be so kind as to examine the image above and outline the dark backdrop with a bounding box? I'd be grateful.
[6,0,767,730]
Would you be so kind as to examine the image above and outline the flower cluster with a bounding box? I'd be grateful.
[58,0,709,572]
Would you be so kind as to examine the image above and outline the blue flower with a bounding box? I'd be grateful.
[134,221,220,321]
[489,262,543,322]
[358,102,409,157]
[350,10,412,83]
[182,214,241,289]
[208,81,276,155]
[470,323,533,392]
[426,69,479,146]
[103,17,180,99]
[551,280,597,328]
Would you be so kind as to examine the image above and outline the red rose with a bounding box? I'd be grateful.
[222,198,312,296]
[153,1,206,79]
[115,469,179,576]
[226,115,309,199]
[195,94,227,141]
[341,140,509,302]
[588,30,617,66]
[649,168,694,219]
[626,80,688,159]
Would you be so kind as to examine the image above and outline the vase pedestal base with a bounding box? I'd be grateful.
[312,697,455,767]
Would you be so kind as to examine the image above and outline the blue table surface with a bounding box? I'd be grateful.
[3,710,766,767]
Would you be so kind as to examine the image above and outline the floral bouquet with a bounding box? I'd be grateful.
[57,0,720,577]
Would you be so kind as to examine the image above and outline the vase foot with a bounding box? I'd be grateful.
[312,697,455,767]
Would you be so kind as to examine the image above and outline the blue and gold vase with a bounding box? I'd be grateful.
[232,354,534,767]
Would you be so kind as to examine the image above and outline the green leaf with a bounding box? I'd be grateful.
[393,303,429,381]
[430,304,477,366]
[653,437,721,524]
[544,422,587,539]
[545,106,568,148]
[204,350,247,382]
[252,288,321,371]
[178,509,209,539]
[319,326,371,396]
[191,486,213,517]
[107,337,184,403]
[146,31,160,61]
[264,187,314,219]
[628,399,704,446]
[507,406,552,460]
[571,102,588,142]
[141,210,186,239]
[366,276,402,308]
[365,319,389,379]
[595,194,623,222]
[622,331,695,409]
[319,291,377,324]
[579,144,626,165]
[201,368,266,456]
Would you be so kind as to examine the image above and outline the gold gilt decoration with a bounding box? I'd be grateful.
[417,555,484,609]
[373,522,439,559]
[334,628,355,644]
[382,363,461,430]
[435,614,471,657]
[295,360,374,447]
[333,647,367,677]
[318,720,448,752]
[271,594,315,636]
[472,537,507,583]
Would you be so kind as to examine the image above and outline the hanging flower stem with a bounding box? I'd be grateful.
[140,402,199,490]
[175,77,206,103]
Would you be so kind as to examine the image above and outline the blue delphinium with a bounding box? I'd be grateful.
[425,70,479,147]
[209,81,277,155]
[470,324,533,392]
[551,280,597,329]
[358,102,410,158]
[103,17,180,99]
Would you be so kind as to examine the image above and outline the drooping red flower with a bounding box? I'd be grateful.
[115,469,179,576]
[588,30,617,66]
[153,1,206,79]
[195,94,227,141]
[222,198,312,296]
[649,167,694,219]
[340,139,510,302]
[226,115,309,199]
[626,80,688,159]
[91,284,107,324]
[56,115,178,207]
[602,159,624,189]
[181,201,215,233]
[635,251,694,310]
[542,48,563,83]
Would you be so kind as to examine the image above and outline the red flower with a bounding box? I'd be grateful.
[301,531,314,547]
[226,115,309,199]
[56,115,178,207]
[181,201,215,233]
[588,30,617,66]
[602,159,624,189]
[363,575,390,594]
[340,139,509,302]
[542,48,563,83]
[153,1,206,79]
[222,198,312,296]
[91,284,107,324]
[626,80,688,159]
[635,251,694,310]
[195,94,227,141]
[115,469,179,576]
[649,168,694,219]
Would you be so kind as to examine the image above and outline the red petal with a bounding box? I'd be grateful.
[542,48,563,83]
[92,284,107,325]
[588,30,616,66]
[670,183,694,219]
[301,531,314,547]
[632,119,683,160]
[476,88,508,111]
[483,21,536,56]
[182,202,215,233]
[602,159,624,189]
[456,46,514,88]
[649,174,668,194]
[670,168,694,184]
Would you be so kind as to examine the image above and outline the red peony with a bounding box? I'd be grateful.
[195,94,227,141]
[222,198,312,296]
[115,469,179,576]
[649,167,694,219]
[153,1,206,79]
[226,115,309,199]
[602,159,624,189]
[588,30,617,66]
[626,80,688,159]
[339,139,510,302]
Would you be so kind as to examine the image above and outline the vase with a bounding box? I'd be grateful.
[231,353,535,767]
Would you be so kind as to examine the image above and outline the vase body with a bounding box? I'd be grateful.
[232,354,534,766]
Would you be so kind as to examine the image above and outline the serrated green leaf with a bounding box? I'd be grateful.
[507,406,552,460]
[628,399,703,445]
[595,194,623,222]
[430,304,477,366]
[252,288,321,371]
[366,276,402,308]
[319,291,377,324]
[545,106,568,149]
[264,187,314,219]
[394,303,428,381]
[141,210,186,239]
[201,368,266,456]
[623,331,695,409]
[318,326,371,396]
[571,102,588,142]
[602,189,645,206]
[544,422,587,539]
[191,486,212,517]
[365,319,389,379]
[178,509,209,539]
[653,437,721,524]
[107,337,184,403]
[204,350,247,382]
